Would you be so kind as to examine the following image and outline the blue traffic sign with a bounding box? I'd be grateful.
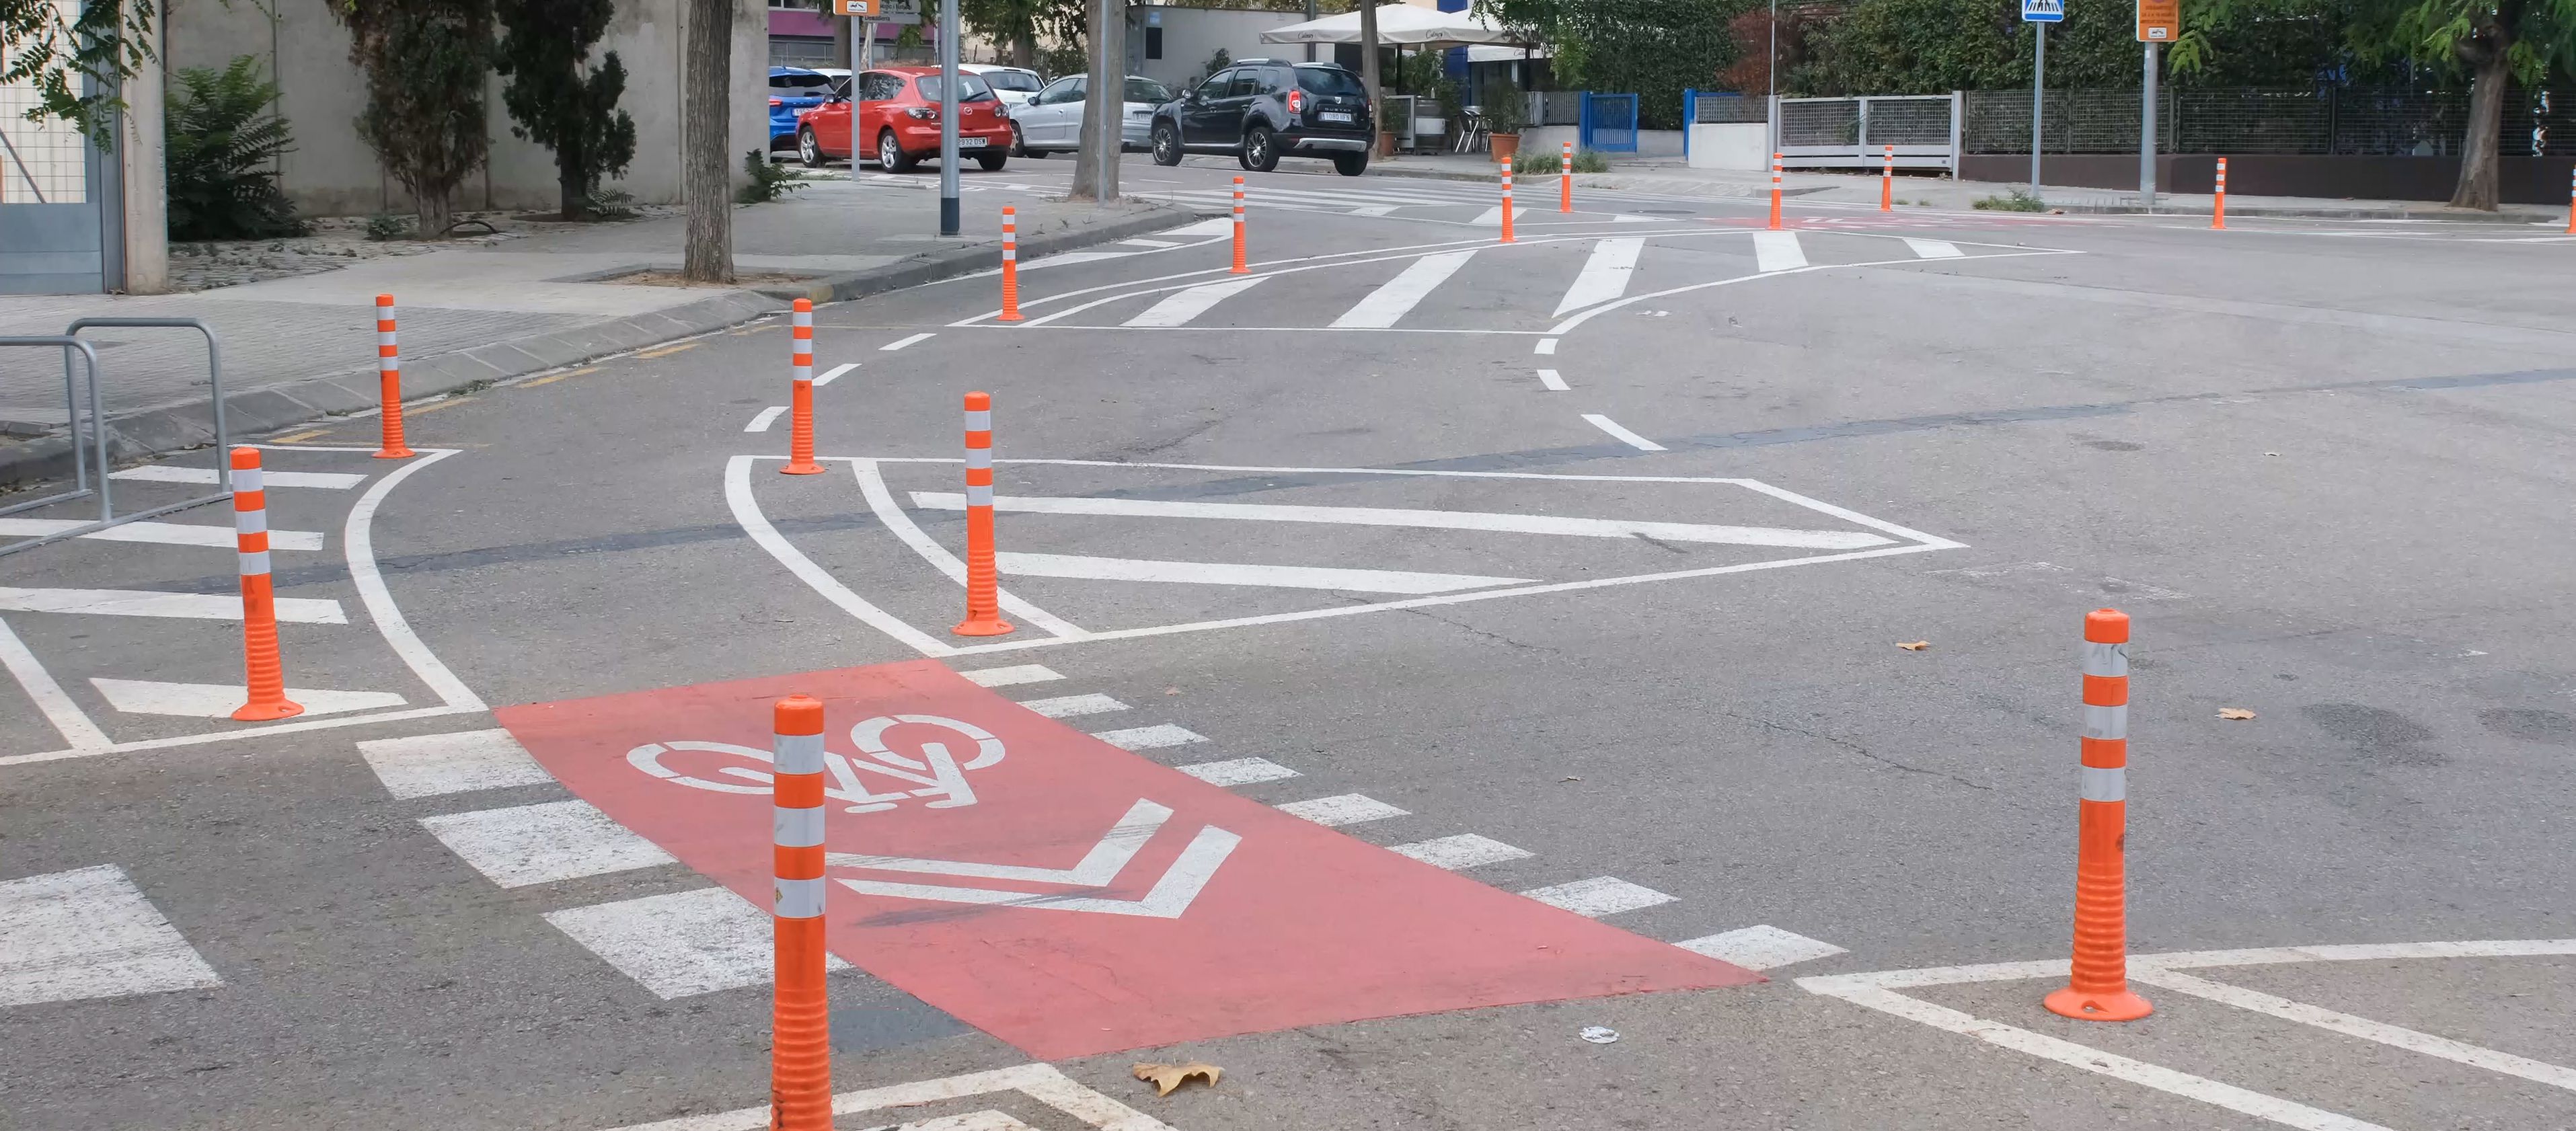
[2022,0,2065,20]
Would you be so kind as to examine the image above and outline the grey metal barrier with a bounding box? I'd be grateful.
[0,337,109,533]
[0,317,231,558]
[1778,92,1962,173]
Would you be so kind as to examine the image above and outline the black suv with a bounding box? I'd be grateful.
[1150,60,1375,176]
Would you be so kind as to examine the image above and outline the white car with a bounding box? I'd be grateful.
[1008,74,1173,156]
[958,64,1043,108]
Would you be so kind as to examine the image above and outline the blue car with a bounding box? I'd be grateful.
[769,67,843,151]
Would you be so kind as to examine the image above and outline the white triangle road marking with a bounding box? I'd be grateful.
[911,492,1891,549]
[91,678,406,718]
[1903,238,1965,260]
[999,550,1532,594]
[1753,230,1808,272]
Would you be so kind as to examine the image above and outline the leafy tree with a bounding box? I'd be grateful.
[1480,0,1743,127]
[338,0,494,239]
[494,0,638,219]
[2365,0,2575,207]
[165,55,306,240]
[1801,0,2144,93]
[2,0,154,141]
[958,0,1082,69]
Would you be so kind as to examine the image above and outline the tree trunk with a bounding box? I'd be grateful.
[560,157,587,221]
[1010,34,1034,70]
[682,0,734,282]
[2449,43,2509,210]
[833,15,854,69]
[418,190,453,240]
[1068,0,1120,200]
[1359,0,1379,151]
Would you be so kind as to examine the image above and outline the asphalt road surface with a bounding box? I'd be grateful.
[5,157,2574,1131]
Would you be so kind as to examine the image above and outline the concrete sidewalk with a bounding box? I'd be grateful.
[0,176,1188,485]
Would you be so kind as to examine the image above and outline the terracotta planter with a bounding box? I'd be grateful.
[1377,129,1398,157]
[1489,132,1520,163]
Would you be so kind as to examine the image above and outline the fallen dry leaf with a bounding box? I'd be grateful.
[1133,1062,1222,1097]
[1897,641,1931,651]
[2218,707,2257,721]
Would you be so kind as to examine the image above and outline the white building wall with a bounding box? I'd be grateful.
[1126,6,1311,95]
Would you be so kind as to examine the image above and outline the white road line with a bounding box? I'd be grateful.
[0,615,109,750]
[880,332,935,351]
[1675,925,1848,970]
[1014,693,1127,719]
[1174,756,1299,786]
[110,466,363,490]
[1351,204,1398,217]
[1090,724,1206,750]
[0,518,324,551]
[343,447,487,711]
[1388,833,1533,870]
[1580,414,1668,453]
[812,362,860,387]
[1470,204,1526,226]
[1552,237,1642,315]
[915,493,1888,549]
[1547,247,2078,338]
[0,865,223,1007]
[1121,276,1268,327]
[1277,793,1408,826]
[1164,217,1234,237]
[598,1063,1175,1131]
[2127,966,2576,1093]
[89,678,406,718]
[0,586,346,623]
[1903,238,1965,259]
[1521,876,1676,917]
[1534,338,1558,354]
[1119,237,1182,248]
[853,461,1088,639]
[543,887,848,1000]
[418,800,677,888]
[997,551,1535,594]
[744,406,787,432]
[357,728,555,798]
[725,455,956,657]
[956,664,1061,688]
[1536,368,1569,391]
[1330,249,1476,329]
[1751,230,1808,272]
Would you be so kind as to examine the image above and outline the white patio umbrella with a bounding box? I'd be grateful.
[1257,5,1526,47]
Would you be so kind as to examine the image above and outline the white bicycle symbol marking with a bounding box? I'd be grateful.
[627,713,1006,813]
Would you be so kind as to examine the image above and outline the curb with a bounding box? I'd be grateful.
[1369,164,1837,198]
[2043,203,2552,223]
[746,200,1203,305]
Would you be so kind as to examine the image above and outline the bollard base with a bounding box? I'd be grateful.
[373,446,416,460]
[232,698,305,722]
[952,616,1016,637]
[2043,984,2153,1021]
[997,311,1024,323]
[779,462,827,476]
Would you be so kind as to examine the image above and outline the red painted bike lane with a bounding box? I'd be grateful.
[496,660,1755,1060]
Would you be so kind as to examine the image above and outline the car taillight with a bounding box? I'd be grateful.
[769,98,783,107]
[906,106,938,120]
[1287,89,1305,114]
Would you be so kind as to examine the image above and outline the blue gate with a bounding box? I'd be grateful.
[1579,92,1638,153]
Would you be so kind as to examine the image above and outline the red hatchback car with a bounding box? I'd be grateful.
[796,67,1013,172]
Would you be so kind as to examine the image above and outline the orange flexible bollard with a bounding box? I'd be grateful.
[2212,156,2228,230]
[998,206,1023,322]
[372,295,414,459]
[769,695,832,1130]
[1560,141,1574,213]
[1230,177,1249,274]
[952,392,1014,636]
[1768,153,1784,230]
[1881,145,1895,212]
[780,299,824,475]
[227,446,302,722]
[2043,609,2154,1023]
[1499,163,1515,243]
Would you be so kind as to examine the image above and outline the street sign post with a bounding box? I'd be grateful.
[2023,0,2061,196]
[2137,0,2175,206]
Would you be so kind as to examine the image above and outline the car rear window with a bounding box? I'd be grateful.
[1295,67,1366,98]
[913,75,995,102]
[983,70,1041,92]
[1125,78,1172,104]
[772,72,832,91]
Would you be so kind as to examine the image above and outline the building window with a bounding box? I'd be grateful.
[1145,26,1162,60]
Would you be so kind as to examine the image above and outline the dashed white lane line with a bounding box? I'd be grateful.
[1277,793,1408,826]
[1014,693,1128,719]
[89,678,405,718]
[1,864,223,1007]
[0,518,325,550]
[1536,368,1569,391]
[1389,833,1533,870]
[880,332,936,351]
[812,362,860,387]
[1581,414,1668,452]
[1676,925,1848,970]
[1174,756,1300,786]
[418,800,676,888]
[543,886,849,1000]
[110,466,365,490]
[957,664,1062,688]
[997,551,1533,594]
[1330,249,1478,329]
[1521,876,1677,917]
[0,586,348,623]
[358,728,554,798]
[1534,338,1558,354]
[1751,230,1809,272]
[1552,237,1642,316]
[1089,724,1207,750]
[1903,237,1965,260]
[1121,276,1267,327]
[744,406,787,432]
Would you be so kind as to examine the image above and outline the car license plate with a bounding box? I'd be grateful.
[957,136,989,149]
[1320,110,1353,123]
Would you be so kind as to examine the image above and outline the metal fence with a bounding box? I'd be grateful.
[1581,93,1640,153]
[1529,90,1584,127]
[1688,90,1768,124]
[1777,93,1962,170]
[1964,87,2575,157]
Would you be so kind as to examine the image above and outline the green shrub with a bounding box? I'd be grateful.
[165,56,307,241]
[737,150,807,205]
[1513,147,1609,175]
[365,212,411,240]
[1973,189,2047,212]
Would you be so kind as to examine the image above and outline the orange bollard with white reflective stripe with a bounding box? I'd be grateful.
[1229,177,1249,274]
[1881,145,1895,212]
[952,392,1014,636]
[998,206,1024,322]
[780,299,824,475]
[1768,153,1784,230]
[2043,608,2154,1023]
[228,447,303,722]
[372,295,414,459]
[2211,156,2228,230]
[1560,141,1574,213]
[1499,163,1515,243]
[769,694,831,1131]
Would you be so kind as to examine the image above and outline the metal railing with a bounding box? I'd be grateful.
[1962,86,2575,156]
[0,317,231,558]
[1777,93,1962,171]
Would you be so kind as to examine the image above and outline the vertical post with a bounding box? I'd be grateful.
[228,446,302,722]
[997,206,1022,321]
[1230,177,1248,274]
[1768,153,1783,230]
[2211,156,2227,229]
[1882,143,1894,211]
[782,299,824,475]
[373,295,414,460]
[1857,96,1870,159]
[2140,43,2159,208]
[769,693,831,1131]
[2031,22,2046,196]
[953,392,1014,636]
[1682,88,1695,159]
[938,0,960,236]
[2565,165,2573,234]
[1560,141,1574,213]
[1499,163,1515,243]
[2043,609,2153,1023]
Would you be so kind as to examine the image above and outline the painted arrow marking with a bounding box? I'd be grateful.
[832,802,1240,919]
[826,797,1168,885]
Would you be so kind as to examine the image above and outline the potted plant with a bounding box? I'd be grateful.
[1483,78,1527,163]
